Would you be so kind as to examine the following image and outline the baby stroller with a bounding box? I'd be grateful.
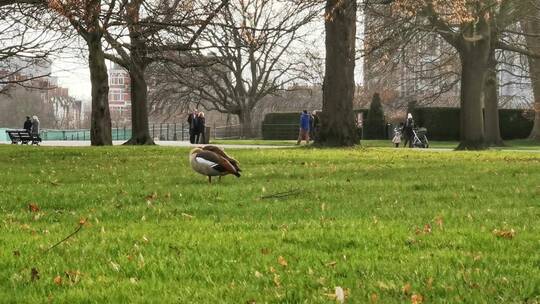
[412,127,429,148]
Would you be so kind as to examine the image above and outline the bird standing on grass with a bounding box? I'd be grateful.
[189,145,241,183]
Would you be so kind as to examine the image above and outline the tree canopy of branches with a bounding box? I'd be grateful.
[48,0,114,145]
[149,0,317,137]
[366,0,536,149]
[101,0,228,145]
[0,3,65,93]
[521,0,540,141]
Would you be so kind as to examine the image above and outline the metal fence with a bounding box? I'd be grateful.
[30,123,305,141]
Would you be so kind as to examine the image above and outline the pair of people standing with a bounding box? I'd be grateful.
[187,110,206,144]
[23,115,40,137]
[297,110,319,145]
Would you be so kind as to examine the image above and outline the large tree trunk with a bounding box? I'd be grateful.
[238,109,254,138]
[457,52,488,150]
[528,58,540,141]
[87,32,112,146]
[316,0,359,147]
[484,50,504,146]
[456,22,491,150]
[522,17,540,141]
[125,64,154,145]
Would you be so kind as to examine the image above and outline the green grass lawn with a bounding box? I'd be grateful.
[1,146,539,303]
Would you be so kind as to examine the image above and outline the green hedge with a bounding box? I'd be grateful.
[364,94,386,139]
[261,113,301,140]
[262,110,369,140]
[412,107,461,140]
[499,109,534,139]
[412,107,533,141]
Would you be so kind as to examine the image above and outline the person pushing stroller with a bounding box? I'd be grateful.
[402,113,414,148]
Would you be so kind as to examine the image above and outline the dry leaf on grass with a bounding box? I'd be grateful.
[278,256,288,267]
[402,283,411,295]
[65,270,81,284]
[370,293,378,303]
[145,192,158,201]
[326,261,337,267]
[28,203,40,212]
[31,268,39,281]
[411,293,423,304]
[53,275,62,285]
[181,213,194,219]
[493,229,515,239]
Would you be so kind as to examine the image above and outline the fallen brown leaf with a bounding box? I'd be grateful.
[53,275,62,285]
[145,192,158,201]
[370,293,378,303]
[65,270,81,283]
[411,293,423,304]
[28,203,39,212]
[493,229,515,239]
[278,256,288,267]
[402,283,411,295]
[31,267,40,281]
[326,261,337,267]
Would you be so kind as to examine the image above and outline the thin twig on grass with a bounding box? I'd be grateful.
[44,219,86,253]
[261,189,303,200]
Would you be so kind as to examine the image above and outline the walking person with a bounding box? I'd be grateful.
[402,113,414,148]
[23,116,32,133]
[187,109,198,144]
[296,110,311,145]
[197,111,206,144]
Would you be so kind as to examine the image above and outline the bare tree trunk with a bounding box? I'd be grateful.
[238,109,253,138]
[456,49,488,150]
[484,50,503,146]
[124,64,154,145]
[528,58,540,141]
[87,32,112,146]
[522,17,540,141]
[317,0,359,147]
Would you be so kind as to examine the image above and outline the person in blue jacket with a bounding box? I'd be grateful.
[296,110,311,145]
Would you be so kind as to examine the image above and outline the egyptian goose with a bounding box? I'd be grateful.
[189,146,241,183]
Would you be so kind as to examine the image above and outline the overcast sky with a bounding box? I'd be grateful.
[49,18,364,105]
[52,60,92,102]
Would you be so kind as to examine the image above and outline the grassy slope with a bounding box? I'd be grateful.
[0,146,539,303]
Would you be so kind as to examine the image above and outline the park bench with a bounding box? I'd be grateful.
[5,130,41,145]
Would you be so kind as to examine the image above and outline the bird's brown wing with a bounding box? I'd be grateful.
[203,145,241,171]
[195,150,238,175]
